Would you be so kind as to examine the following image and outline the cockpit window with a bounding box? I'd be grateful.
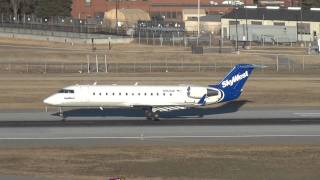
[58,89,74,93]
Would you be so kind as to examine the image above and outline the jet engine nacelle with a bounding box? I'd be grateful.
[187,86,220,99]
[187,86,207,98]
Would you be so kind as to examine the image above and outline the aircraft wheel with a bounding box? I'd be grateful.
[145,110,153,120]
[153,111,160,121]
[59,109,66,121]
[60,113,67,121]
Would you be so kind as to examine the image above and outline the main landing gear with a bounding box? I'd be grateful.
[144,109,160,121]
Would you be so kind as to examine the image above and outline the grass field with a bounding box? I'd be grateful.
[0,37,318,109]
[0,37,319,65]
[0,145,320,180]
[1,38,320,180]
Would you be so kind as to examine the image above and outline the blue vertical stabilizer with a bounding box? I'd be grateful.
[210,64,254,102]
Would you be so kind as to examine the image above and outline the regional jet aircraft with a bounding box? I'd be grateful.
[44,64,255,120]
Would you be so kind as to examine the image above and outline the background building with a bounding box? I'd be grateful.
[258,0,301,7]
[182,9,206,21]
[71,0,254,21]
[221,7,320,42]
[258,0,300,7]
[104,9,151,28]
[185,14,222,34]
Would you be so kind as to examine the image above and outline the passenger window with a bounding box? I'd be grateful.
[163,93,165,96]
[156,93,159,96]
[119,93,121,95]
[138,93,141,96]
[112,93,115,96]
[132,93,134,96]
[144,93,147,96]
[93,92,95,95]
[106,93,108,95]
[151,93,153,96]
[126,93,128,96]
[99,93,101,96]
[170,93,172,96]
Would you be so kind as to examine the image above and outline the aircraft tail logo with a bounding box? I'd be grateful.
[210,64,254,102]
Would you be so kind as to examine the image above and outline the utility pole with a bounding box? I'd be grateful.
[116,0,119,34]
[244,0,249,47]
[299,0,303,42]
[197,0,200,37]
[197,0,200,45]
[235,6,239,52]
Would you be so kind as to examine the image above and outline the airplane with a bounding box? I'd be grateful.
[43,64,255,121]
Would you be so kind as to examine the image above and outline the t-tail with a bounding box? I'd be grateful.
[210,64,255,103]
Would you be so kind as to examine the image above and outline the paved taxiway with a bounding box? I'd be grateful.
[0,108,320,146]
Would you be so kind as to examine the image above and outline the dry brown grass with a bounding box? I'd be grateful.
[0,37,319,110]
[0,145,320,179]
[1,36,319,65]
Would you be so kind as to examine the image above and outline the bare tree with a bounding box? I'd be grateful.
[20,0,34,15]
[0,0,11,15]
[10,0,22,20]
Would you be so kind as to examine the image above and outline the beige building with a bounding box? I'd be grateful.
[182,9,206,21]
[104,9,151,28]
[221,8,320,42]
[185,14,222,35]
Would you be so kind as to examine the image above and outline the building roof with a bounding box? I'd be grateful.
[105,9,150,22]
[222,8,320,22]
[200,14,223,21]
[187,14,223,22]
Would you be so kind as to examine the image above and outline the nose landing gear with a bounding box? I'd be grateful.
[59,107,66,121]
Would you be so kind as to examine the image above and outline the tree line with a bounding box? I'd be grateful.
[302,0,320,8]
[1,0,320,20]
[0,0,72,19]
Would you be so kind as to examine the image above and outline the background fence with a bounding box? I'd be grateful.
[0,17,314,48]
[0,61,319,74]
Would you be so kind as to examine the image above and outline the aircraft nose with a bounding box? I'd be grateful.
[43,96,56,105]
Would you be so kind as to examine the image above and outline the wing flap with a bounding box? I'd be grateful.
[152,106,187,112]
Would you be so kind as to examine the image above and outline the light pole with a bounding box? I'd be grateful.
[80,20,82,38]
[197,0,200,37]
[235,6,239,52]
[197,0,200,46]
[70,19,73,33]
[115,0,119,34]
[244,0,249,47]
[299,0,303,42]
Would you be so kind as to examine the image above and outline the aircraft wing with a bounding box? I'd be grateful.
[152,106,187,112]
[132,105,187,112]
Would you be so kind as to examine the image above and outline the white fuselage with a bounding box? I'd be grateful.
[43,85,222,108]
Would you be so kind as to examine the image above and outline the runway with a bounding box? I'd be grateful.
[1,103,320,122]
[1,124,320,146]
[0,107,320,146]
